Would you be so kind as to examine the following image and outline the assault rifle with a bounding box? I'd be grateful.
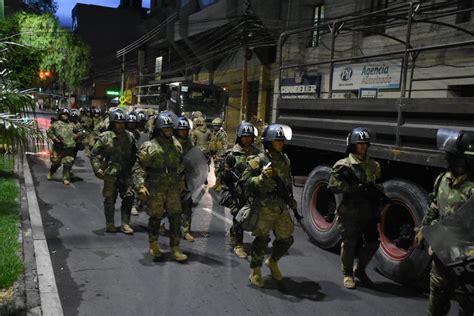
[263,162,305,230]
[338,165,392,219]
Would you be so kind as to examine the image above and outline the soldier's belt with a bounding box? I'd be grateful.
[147,167,178,174]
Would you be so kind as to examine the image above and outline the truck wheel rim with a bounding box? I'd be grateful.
[378,199,416,261]
[310,182,336,232]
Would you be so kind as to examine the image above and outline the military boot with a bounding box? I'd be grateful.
[171,247,188,262]
[47,171,54,181]
[121,224,134,235]
[183,233,194,242]
[234,245,248,259]
[106,223,118,233]
[249,267,264,288]
[265,258,283,281]
[343,276,356,289]
[354,267,373,286]
[149,241,162,258]
[131,206,139,216]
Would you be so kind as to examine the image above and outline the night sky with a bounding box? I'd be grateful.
[56,0,150,27]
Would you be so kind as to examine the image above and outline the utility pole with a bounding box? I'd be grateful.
[240,0,251,121]
[120,54,125,96]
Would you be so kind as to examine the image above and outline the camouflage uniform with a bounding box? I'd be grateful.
[242,149,295,269]
[191,121,212,156]
[90,130,137,228]
[327,153,382,279]
[80,112,94,155]
[422,171,474,316]
[209,126,228,190]
[175,133,194,236]
[47,119,77,183]
[132,135,185,249]
[223,143,260,250]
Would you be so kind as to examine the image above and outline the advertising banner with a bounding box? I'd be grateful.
[333,59,402,90]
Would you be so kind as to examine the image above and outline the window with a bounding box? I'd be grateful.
[311,4,324,47]
[456,0,473,24]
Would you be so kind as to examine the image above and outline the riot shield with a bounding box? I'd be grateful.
[423,196,474,300]
[183,147,208,201]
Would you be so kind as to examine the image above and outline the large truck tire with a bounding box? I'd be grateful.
[374,179,431,284]
[301,165,341,249]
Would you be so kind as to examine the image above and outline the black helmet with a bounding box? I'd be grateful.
[109,109,126,123]
[347,127,371,145]
[438,128,474,157]
[262,124,292,142]
[175,116,191,130]
[236,122,256,138]
[58,108,70,117]
[70,110,79,122]
[137,111,148,123]
[127,111,138,123]
[154,111,178,131]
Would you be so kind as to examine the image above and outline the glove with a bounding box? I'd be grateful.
[261,166,276,178]
[138,185,150,201]
[95,169,105,179]
[414,226,424,248]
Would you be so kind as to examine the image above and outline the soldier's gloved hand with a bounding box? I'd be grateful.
[261,166,275,178]
[138,185,150,201]
[95,169,105,179]
[414,226,424,248]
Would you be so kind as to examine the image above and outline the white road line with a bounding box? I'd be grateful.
[24,159,64,316]
[201,207,252,236]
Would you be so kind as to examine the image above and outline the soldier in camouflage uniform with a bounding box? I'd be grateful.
[251,115,268,152]
[209,117,228,192]
[132,111,188,261]
[220,122,260,259]
[191,117,212,156]
[69,110,87,162]
[86,107,104,155]
[174,116,195,242]
[47,108,79,185]
[327,127,382,289]
[90,109,137,234]
[126,111,142,216]
[80,108,94,156]
[242,124,296,288]
[145,108,156,136]
[191,111,204,127]
[416,129,474,316]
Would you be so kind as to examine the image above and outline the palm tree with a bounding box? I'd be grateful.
[0,40,45,156]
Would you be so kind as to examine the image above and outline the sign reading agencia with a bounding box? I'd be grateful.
[332,59,402,90]
[281,74,321,99]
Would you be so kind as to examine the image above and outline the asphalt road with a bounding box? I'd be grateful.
[26,150,452,316]
[26,111,462,316]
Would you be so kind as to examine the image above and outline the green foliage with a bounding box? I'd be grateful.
[0,13,90,90]
[0,40,46,155]
[0,159,23,289]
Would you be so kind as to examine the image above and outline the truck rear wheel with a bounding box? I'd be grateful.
[301,165,341,249]
[374,179,431,284]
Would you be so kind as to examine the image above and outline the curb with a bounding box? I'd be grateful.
[23,158,63,316]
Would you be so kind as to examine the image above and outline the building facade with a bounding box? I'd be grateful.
[119,0,474,138]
